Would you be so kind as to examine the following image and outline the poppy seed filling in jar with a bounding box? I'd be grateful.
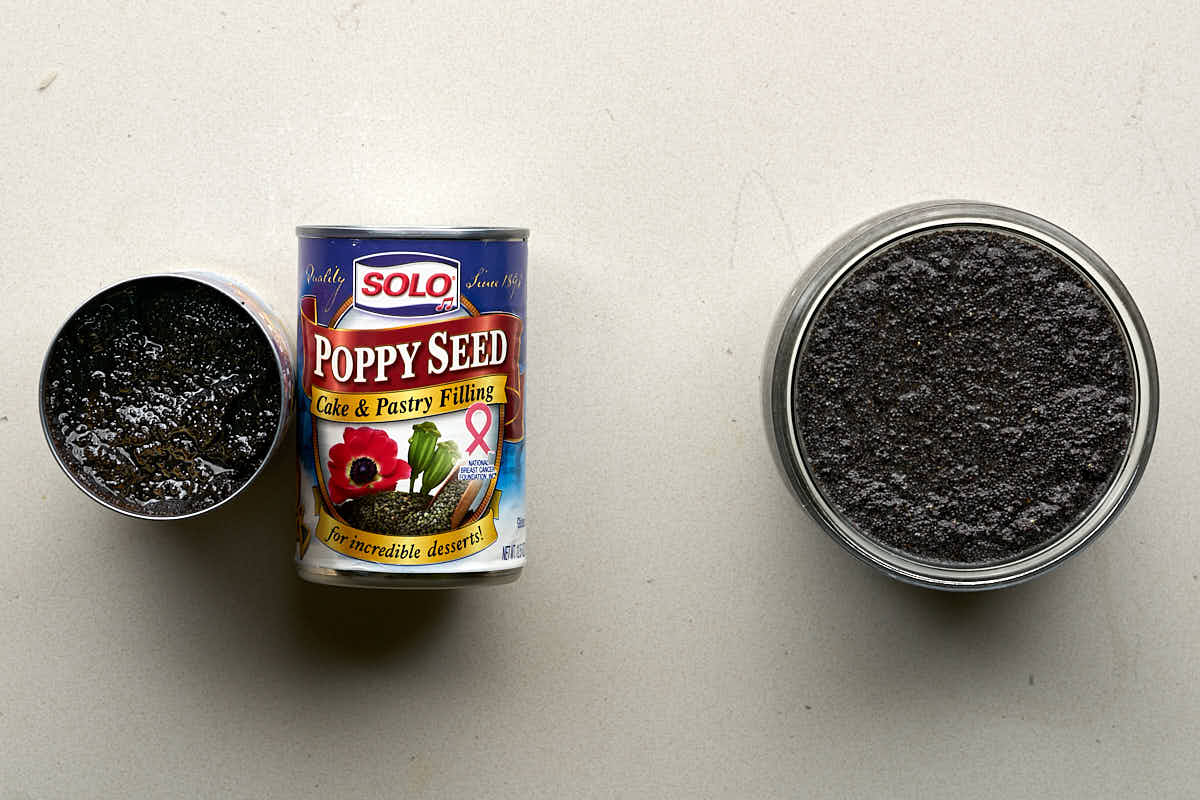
[792,225,1135,566]
[766,202,1157,590]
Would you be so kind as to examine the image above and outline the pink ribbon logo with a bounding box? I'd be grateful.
[465,402,492,455]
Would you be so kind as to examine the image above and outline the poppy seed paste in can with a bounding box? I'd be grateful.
[295,227,528,587]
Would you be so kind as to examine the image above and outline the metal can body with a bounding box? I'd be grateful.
[295,227,528,588]
[765,202,1158,590]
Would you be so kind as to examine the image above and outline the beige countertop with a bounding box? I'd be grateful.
[2,1,1198,796]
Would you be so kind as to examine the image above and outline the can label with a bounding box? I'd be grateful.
[296,238,526,575]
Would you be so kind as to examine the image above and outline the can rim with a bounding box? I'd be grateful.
[296,225,529,240]
[38,271,293,522]
[764,200,1159,590]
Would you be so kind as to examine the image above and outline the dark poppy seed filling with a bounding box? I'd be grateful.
[338,480,471,536]
[42,277,282,516]
[793,227,1134,565]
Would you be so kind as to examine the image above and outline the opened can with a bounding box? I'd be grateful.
[40,271,293,520]
[295,227,528,587]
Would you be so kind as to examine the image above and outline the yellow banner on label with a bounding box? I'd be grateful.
[314,492,501,565]
[310,374,507,423]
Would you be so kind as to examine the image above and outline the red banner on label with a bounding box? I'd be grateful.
[300,296,524,440]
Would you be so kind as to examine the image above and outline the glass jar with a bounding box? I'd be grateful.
[764,201,1158,590]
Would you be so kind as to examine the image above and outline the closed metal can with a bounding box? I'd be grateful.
[295,226,528,587]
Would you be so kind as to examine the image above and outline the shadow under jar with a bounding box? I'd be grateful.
[765,202,1158,590]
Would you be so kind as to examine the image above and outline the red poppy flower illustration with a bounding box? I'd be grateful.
[326,427,411,505]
